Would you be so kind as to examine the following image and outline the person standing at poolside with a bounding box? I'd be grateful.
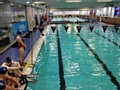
[16,31,26,66]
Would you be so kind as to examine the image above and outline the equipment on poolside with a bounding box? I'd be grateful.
[22,62,34,68]
[26,74,38,78]
[27,78,37,83]
[21,74,39,78]
[19,74,38,85]
[19,76,28,85]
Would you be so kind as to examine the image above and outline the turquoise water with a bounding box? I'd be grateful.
[27,23,120,90]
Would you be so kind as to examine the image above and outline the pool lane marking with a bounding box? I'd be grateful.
[56,28,66,90]
[75,32,120,89]
[94,31,120,48]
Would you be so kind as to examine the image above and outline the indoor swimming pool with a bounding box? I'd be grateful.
[26,23,120,90]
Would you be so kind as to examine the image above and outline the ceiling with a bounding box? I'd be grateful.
[7,0,120,10]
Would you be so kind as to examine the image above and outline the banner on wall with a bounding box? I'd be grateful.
[13,21,28,39]
[114,6,120,18]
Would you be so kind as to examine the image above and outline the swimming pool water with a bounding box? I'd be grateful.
[27,23,120,90]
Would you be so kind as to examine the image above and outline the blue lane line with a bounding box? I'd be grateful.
[56,28,66,90]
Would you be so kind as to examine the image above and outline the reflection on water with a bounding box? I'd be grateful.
[66,61,80,74]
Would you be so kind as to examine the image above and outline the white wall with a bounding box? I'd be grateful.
[52,7,115,18]
[96,9,102,16]
[79,11,89,15]
[52,11,79,16]
[108,7,111,17]
[53,11,63,15]
[103,7,107,16]
[111,7,115,18]
[96,7,115,18]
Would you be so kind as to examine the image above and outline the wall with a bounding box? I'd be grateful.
[0,1,14,44]
[11,4,26,22]
[0,1,12,27]
[26,6,35,30]
[26,6,46,30]
[111,7,115,18]
[53,11,79,16]
[96,7,115,18]
[79,11,89,15]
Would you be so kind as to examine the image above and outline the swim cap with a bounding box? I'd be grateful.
[17,31,22,35]
[5,57,12,63]
[0,67,7,74]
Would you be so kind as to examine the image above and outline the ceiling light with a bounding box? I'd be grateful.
[0,2,3,4]
[26,1,30,4]
[32,3,35,6]
[51,8,58,11]
[79,8,91,10]
[50,11,53,13]
[34,1,45,4]
[11,3,13,6]
[66,0,81,2]
[97,0,112,2]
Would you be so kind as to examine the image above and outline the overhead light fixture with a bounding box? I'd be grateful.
[26,1,30,4]
[97,0,112,2]
[34,1,45,4]
[0,2,3,4]
[66,0,81,2]
[32,3,35,6]
[79,8,91,10]
[50,11,53,13]
[10,3,13,6]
